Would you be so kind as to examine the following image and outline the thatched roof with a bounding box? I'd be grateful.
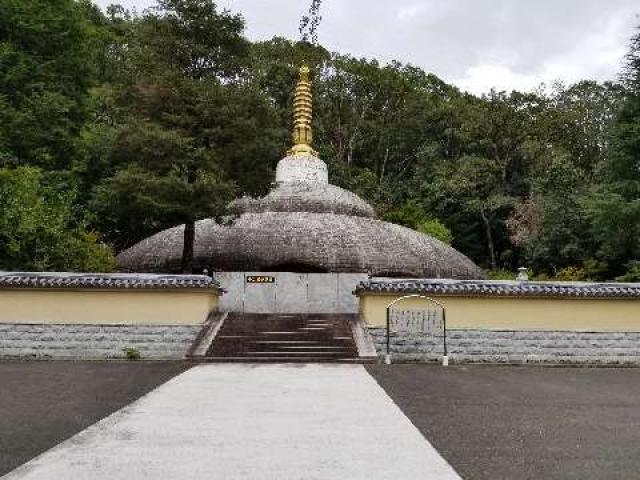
[117,152,485,279]
[117,213,485,278]
[229,182,376,218]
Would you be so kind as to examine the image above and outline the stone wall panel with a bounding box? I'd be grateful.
[368,328,640,365]
[0,324,201,360]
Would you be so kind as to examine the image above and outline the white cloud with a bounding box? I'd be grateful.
[541,11,631,84]
[397,5,425,21]
[92,0,639,95]
[456,7,635,95]
[97,0,154,11]
[456,64,541,95]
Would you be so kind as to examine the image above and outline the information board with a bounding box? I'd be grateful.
[246,275,276,284]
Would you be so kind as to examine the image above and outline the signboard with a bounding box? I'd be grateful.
[246,275,276,284]
[389,308,443,334]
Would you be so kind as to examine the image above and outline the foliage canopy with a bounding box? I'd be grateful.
[0,0,638,280]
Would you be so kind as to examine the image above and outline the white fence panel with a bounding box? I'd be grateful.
[215,272,366,314]
[275,273,308,313]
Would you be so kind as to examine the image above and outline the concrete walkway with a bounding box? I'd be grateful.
[3,364,460,480]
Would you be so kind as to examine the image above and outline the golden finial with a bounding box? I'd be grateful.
[287,65,318,157]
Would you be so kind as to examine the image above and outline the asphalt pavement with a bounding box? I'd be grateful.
[4,362,640,479]
[0,360,189,476]
[2,364,460,480]
[367,364,640,480]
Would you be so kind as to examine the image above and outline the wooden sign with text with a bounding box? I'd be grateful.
[246,275,276,284]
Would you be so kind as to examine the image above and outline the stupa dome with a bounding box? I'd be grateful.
[117,66,484,279]
[117,150,484,278]
[118,207,483,277]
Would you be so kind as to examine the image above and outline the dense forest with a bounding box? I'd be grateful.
[0,0,639,281]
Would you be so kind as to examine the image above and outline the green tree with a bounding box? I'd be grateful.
[617,261,640,282]
[544,81,624,176]
[0,0,99,170]
[381,200,453,244]
[0,167,115,271]
[416,219,453,245]
[508,152,590,273]
[87,0,283,272]
[433,155,514,269]
[582,26,640,277]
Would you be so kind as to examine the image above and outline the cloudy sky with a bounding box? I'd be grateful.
[94,0,639,95]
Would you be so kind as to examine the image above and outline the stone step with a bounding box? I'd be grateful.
[225,321,348,328]
[196,357,366,363]
[252,340,326,344]
[205,312,358,361]
[259,331,315,335]
[216,335,353,343]
[210,344,357,355]
[242,351,350,356]
[278,345,352,350]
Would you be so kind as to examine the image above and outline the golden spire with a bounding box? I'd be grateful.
[287,65,318,157]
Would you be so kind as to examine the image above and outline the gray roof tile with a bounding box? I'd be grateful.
[356,278,640,299]
[0,272,219,290]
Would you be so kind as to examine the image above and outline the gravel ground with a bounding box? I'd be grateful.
[0,361,190,476]
[366,364,640,480]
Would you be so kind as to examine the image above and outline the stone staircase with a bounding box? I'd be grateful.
[201,313,360,362]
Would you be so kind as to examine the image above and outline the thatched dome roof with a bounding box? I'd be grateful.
[117,212,484,278]
[117,150,485,278]
[229,182,376,218]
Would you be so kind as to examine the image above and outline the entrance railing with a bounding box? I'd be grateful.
[385,295,448,366]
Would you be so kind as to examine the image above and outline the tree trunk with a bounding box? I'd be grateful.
[480,209,497,270]
[347,135,354,165]
[181,220,195,274]
[181,167,197,274]
[379,146,389,184]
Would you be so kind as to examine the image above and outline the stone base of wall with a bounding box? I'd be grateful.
[368,328,640,365]
[0,324,202,360]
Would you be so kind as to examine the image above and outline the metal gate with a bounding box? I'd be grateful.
[385,295,448,365]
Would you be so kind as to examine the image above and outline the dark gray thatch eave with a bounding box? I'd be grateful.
[116,214,486,279]
[356,278,640,299]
